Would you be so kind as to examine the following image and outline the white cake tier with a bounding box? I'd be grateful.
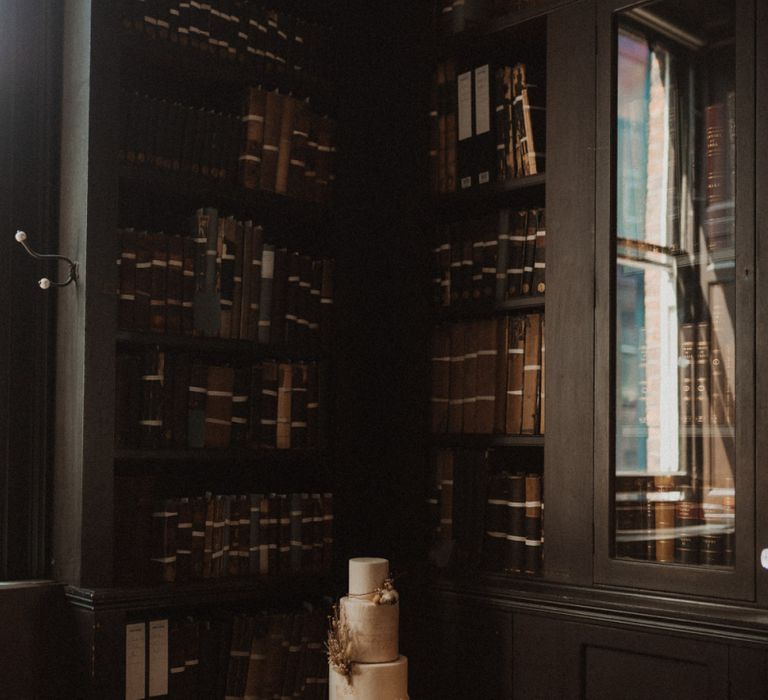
[341,596,399,663]
[329,656,408,700]
[349,557,389,596]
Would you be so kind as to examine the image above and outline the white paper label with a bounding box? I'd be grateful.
[474,64,490,135]
[125,622,146,700]
[148,619,169,697]
[458,71,473,141]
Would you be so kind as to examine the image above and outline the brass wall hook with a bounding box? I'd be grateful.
[15,230,78,289]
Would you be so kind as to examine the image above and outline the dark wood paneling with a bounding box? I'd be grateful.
[0,583,76,700]
[755,0,768,608]
[54,0,120,587]
[515,612,730,700]
[406,591,513,700]
[729,646,768,700]
[543,0,596,586]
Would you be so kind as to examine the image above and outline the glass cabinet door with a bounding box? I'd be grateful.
[596,0,754,598]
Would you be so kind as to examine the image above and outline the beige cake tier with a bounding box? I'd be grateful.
[340,595,399,663]
[329,656,409,700]
[348,557,390,595]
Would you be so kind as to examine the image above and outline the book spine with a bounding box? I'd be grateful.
[524,474,542,573]
[276,362,293,449]
[508,473,525,572]
[505,316,525,434]
[448,322,465,433]
[475,319,498,434]
[521,208,538,295]
[230,365,251,447]
[151,498,178,583]
[204,365,235,448]
[506,209,527,298]
[290,362,308,449]
[258,244,275,344]
[431,326,451,433]
[166,234,184,334]
[140,346,166,449]
[187,361,208,449]
[521,313,542,434]
[531,209,546,296]
[260,360,278,448]
[260,90,284,192]
[182,236,196,335]
[118,228,138,329]
[270,247,289,346]
[134,231,153,330]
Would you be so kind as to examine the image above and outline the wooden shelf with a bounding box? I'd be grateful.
[119,29,336,113]
[65,572,339,613]
[116,329,324,362]
[118,163,330,230]
[115,447,326,464]
[430,434,544,448]
[436,296,545,321]
[428,174,546,223]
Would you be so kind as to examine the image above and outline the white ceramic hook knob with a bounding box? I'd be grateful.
[39,278,51,290]
[15,230,26,243]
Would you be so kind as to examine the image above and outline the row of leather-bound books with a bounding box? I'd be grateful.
[615,477,734,567]
[121,0,333,89]
[432,207,546,309]
[430,59,545,195]
[116,350,321,450]
[427,449,543,574]
[431,313,545,435]
[117,209,334,350]
[124,609,328,700]
[484,471,543,575]
[433,0,551,34]
[142,491,333,584]
[120,88,336,203]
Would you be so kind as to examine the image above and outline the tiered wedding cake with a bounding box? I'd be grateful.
[329,558,408,700]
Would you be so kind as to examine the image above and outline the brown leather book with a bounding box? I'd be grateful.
[531,209,546,296]
[306,362,319,448]
[151,497,178,583]
[239,87,267,190]
[524,474,542,573]
[679,323,696,426]
[134,231,153,331]
[448,322,465,434]
[230,365,251,447]
[288,99,311,200]
[314,115,335,204]
[247,362,263,448]
[204,365,235,448]
[694,322,710,426]
[445,60,458,193]
[484,472,510,571]
[506,209,527,299]
[218,217,236,339]
[175,497,193,582]
[260,360,278,448]
[654,476,675,563]
[436,62,447,193]
[290,362,308,449]
[118,228,137,330]
[238,220,252,341]
[521,209,538,295]
[509,473,526,572]
[247,224,264,342]
[521,313,542,434]
[475,319,498,434]
[149,231,168,333]
[320,258,334,354]
[462,321,478,434]
[505,316,526,434]
[181,235,196,335]
[274,94,297,195]
[187,360,208,449]
[168,352,190,448]
[270,247,289,346]
[429,68,439,194]
[319,493,332,571]
[284,251,301,352]
[297,254,313,349]
[431,325,451,433]
[494,316,510,433]
[230,220,245,340]
[139,345,165,449]
[303,114,318,200]
[259,90,284,192]
[276,362,293,449]
[166,234,184,335]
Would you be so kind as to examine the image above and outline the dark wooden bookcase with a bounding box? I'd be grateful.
[407,0,768,698]
[53,2,342,696]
